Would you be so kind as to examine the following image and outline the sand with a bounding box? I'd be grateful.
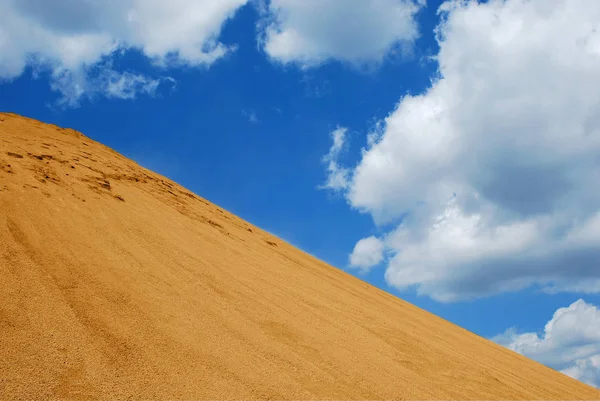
[1,112,599,400]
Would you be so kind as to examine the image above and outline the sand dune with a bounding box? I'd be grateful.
[1,112,598,400]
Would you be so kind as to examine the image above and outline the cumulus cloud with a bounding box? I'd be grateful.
[349,236,385,271]
[323,0,600,301]
[258,0,424,67]
[0,0,248,104]
[493,299,600,388]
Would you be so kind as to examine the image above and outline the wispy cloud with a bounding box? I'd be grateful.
[242,109,259,123]
[49,62,176,108]
[319,127,351,192]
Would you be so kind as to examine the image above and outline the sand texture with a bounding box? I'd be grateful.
[1,112,599,400]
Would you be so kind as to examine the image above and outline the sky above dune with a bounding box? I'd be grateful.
[1,0,599,388]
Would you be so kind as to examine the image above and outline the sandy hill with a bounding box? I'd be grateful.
[0,112,598,400]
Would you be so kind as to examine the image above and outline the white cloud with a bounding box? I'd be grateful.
[0,0,248,104]
[324,0,600,301]
[493,299,600,388]
[48,63,176,107]
[321,127,351,191]
[242,109,259,123]
[349,236,385,271]
[103,71,162,100]
[258,0,424,67]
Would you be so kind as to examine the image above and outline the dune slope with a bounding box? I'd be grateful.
[1,112,599,400]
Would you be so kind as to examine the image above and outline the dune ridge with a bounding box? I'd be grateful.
[1,112,599,400]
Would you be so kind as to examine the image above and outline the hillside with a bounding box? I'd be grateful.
[1,112,598,400]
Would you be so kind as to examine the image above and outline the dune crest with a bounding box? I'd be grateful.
[1,112,598,400]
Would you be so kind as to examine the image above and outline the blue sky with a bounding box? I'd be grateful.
[1,0,600,387]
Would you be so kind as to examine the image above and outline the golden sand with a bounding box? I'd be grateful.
[1,112,599,400]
